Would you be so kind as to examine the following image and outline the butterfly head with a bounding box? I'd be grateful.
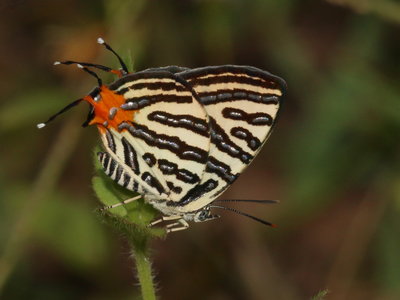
[37,37,134,131]
[82,86,135,132]
[192,207,220,223]
[37,84,136,133]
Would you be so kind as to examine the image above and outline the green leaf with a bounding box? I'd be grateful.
[92,175,128,217]
[92,147,165,238]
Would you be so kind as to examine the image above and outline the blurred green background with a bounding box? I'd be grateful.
[1,0,399,299]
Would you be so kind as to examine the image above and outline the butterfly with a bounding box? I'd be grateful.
[38,38,286,233]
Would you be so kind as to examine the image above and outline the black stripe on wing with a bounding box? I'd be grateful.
[121,137,140,175]
[108,71,184,90]
[230,127,261,151]
[158,159,200,184]
[222,107,273,126]
[178,65,287,91]
[117,81,188,94]
[118,122,208,164]
[142,152,157,167]
[205,156,238,184]
[168,179,219,206]
[198,91,279,106]
[120,94,193,111]
[141,172,165,195]
[187,74,277,89]
[166,181,183,194]
[97,152,141,192]
[147,111,209,137]
[209,117,253,164]
[177,65,286,108]
[105,129,116,153]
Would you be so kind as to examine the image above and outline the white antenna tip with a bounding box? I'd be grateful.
[37,123,46,129]
[77,64,83,69]
[97,37,105,44]
[54,61,61,65]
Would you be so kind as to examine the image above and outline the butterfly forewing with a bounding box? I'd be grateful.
[100,71,211,202]
[176,65,285,212]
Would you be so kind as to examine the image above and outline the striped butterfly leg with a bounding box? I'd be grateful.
[101,194,142,210]
[148,215,190,233]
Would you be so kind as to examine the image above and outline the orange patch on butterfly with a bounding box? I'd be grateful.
[83,85,136,133]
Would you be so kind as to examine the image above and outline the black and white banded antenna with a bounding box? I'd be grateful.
[214,199,279,204]
[54,62,103,87]
[36,98,83,129]
[38,62,104,129]
[76,63,103,87]
[97,37,129,74]
[210,205,277,227]
[54,60,113,73]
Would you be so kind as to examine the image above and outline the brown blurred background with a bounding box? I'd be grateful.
[0,0,399,299]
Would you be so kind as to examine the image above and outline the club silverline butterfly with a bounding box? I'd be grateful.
[38,38,287,233]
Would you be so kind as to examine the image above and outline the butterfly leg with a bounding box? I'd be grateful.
[149,215,182,227]
[102,195,141,210]
[166,218,189,233]
[148,215,189,233]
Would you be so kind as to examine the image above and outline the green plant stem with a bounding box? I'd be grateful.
[131,243,156,300]
[97,211,160,300]
[94,166,163,299]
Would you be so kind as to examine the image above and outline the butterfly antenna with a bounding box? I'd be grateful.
[77,64,103,87]
[214,199,280,204]
[54,61,103,86]
[210,205,277,227]
[36,98,83,129]
[54,60,113,73]
[97,37,129,74]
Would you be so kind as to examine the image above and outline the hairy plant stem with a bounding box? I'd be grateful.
[131,241,156,300]
[93,172,162,300]
[96,210,161,300]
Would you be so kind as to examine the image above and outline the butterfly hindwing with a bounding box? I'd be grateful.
[176,65,286,211]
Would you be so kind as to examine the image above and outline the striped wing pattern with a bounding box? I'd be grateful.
[177,66,285,212]
[97,65,285,215]
[98,71,210,209]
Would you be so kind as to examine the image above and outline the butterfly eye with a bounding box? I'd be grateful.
[193,209,209,222]
[199,210,208,219]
